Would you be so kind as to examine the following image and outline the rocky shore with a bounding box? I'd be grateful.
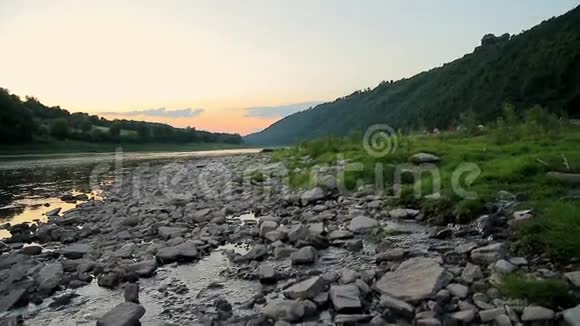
[0,152,578,325]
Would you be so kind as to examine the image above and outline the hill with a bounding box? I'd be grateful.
[245,5,580,145]
[0,88,243,146]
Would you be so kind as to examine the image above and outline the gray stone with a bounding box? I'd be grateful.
[329,284,361,313]
[334,314,372,324]
[447,283,468,299]
[328,230,354,240]
[387,208,419,219]
[283,276,325,299]
[116,243,136,258]
[265,230,286,242]
[380,295,414,318]
[125,260,157,277]
[455,242,478,255]
[260,221,279,238]
[158,226,187,239]
[318,175,338,191]
[376,248,406,262]
[508,257,528,266]
[563,305,580,326]
[97,302,145,326]
[61,243,91,259]
[471,243,505,265]
[521,306,554,321]
[349,216,379,233]
[494,259,516,274]
[36,263,64,295]
[565,271,580,287]
[288,224,310,243]
[495,314,512,326]
[374,257,449,302]
[263,299,305,322]
[416,318,441,326]
[124,283,139,303]
[450,310,475,323]
[409,153,440,164]
[290,246,316,265]
[0,288,26,312]
[301,187,326,205]
[258,264,277,283]
[19,245,42,256]
[479,308,505,322]
[156,241,198,263]
[461,262,483,283]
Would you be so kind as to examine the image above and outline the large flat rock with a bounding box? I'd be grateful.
[374,257,449,303]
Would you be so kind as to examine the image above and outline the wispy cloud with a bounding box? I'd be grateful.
[104,107,205,118]
[245,101,323,119]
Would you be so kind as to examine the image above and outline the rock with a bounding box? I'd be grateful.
[430,227,452,239]
[348,216,379,233]
[416,318,441,326]
[446,283,468,299]
[409,153,440,164]
[125,260,157,277]
[260,221,279,238]
[328,230,354,240]
[264,230,286,242]
[374,257,449,302]
[376,248,406,262]
[450,310,475,323]
[61,243,91,259]
[340,269,359,284]
[45,208,61,216]
[387,208,419,219]
[262,299,305,322]
[471,243,505,265]
[479,308,506,322]
[508,257,528,266]
[521,306,554,322]
[241,244,268,262]
[49,292,79,308]
[124,283,139,303]
[287,224,310,243]
[120,216,140,227]
[19,245,42,256]
[512,210,533,222]
[494,259,516,274]
[301,187,326,205]
[156,241,198,263]
[455,242,478,255]
[116,243,136,258]
[283,276,325,300]
[98,272,120,289]
[215,297,232,312]
[565,271,580,287]
[461,263,483,283]
[158,226,188,239]
[563,305,580,326]
[0,288,27,312]
[334,314,372,324]
[318,175,338,191]
[495,314,512,326]
[345,239,363,252]
[258,265,278,284]
[97,302,145,326]
[36,263,64,295]
[290,246,316,265]
[329,284,362,313]
[380,295,414,318]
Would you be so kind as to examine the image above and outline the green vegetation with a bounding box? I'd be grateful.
[366,228,412,243]
[273,107,580,262]
[246,5,580,145]
[0,88,243,146]
[499,273,575,308]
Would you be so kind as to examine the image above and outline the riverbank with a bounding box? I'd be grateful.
[0,140,250,156]
[0,149,578,325]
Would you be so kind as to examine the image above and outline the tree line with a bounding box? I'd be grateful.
[0,88,243,145]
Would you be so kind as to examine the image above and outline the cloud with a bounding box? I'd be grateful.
[104,107,205,118]
[245,101,323,119]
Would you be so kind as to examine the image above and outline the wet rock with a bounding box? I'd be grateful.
[125,260,157,277]
[158,226,188,239]
[301,187,326,205]
[19,245,42,256]
[239,244,268,262]
[290,246,316,265]
[374,257,449,302]
[563,305,580,326]
[258,265,278,284]
[521,306,554,322]
[409,153,440,164]
[45,208,61,217]
[97,302,145,326]
[455,242,478,255]
[471,243,505,265]
[348,216,378,233]
[49,291,79,308]
[283,276,325,300]
[0,288,27,313]
[263,299,305,322]
[156,241,199,263]
[376,248,406,262]
[124,283,139,303]
[61,243,91,259]
[329,284,361,313]
[429,227,452,239]
[345,239,363,252]
[380,295,414,318]
[36,262,64,295]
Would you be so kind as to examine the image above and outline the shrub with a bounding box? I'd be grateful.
[498,273,574,308]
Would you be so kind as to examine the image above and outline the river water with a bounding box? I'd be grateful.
[0,148,261,239]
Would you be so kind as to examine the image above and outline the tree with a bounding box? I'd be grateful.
[49,118,70,140]
[109,122,122,141]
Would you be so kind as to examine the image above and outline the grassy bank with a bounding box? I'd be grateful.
[0,140,251,156]
[272,109,580,263]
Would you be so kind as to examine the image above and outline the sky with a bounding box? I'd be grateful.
[0,0,578,135]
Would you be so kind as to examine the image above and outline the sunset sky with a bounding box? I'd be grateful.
[0,0,577,135]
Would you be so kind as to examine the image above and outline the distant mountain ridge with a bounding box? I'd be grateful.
[245,5,580,145]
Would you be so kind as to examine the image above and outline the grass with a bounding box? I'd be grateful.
[271,110,580,262]
[498,273,575,308]
[0,140,249,156]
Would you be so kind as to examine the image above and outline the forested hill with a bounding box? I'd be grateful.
[245,5,580,145]
[0,89,242,145]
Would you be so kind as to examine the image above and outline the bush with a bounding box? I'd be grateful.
[498,273,574,308]
[454,198,485,224]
